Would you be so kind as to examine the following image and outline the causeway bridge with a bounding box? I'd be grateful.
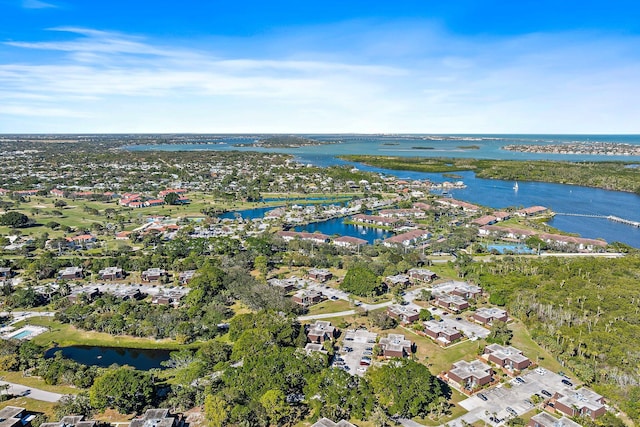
[555,213,640,228]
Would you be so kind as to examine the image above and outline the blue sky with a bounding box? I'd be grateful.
[1,0,639,133]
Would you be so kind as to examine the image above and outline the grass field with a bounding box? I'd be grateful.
[0,370,78,395]
[306,299,351,316]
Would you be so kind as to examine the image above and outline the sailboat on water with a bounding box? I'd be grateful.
[513,181,519,191]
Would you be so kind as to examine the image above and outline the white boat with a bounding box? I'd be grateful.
[513,182,519,191]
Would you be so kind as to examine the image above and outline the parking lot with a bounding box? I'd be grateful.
[334,329,378,377]
[459,369,578,424]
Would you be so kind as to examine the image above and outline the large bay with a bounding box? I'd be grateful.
[126,135,640,247]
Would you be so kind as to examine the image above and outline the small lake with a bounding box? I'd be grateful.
[294,217,393,244]
[45,345,172,370]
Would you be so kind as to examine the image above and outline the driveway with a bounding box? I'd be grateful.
[0,380,63,402]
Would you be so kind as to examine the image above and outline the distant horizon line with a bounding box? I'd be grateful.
[2,133,640,136]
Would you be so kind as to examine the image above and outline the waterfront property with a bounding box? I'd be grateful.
[2,325,47,341]
[382,229,431,247]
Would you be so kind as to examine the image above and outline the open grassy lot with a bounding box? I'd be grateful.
[306,299,351,316]
[23,317,186,350]
[0,397,57,417]
[0,371,78,395]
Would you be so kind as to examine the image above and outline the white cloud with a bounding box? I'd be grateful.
[22,0,57,9]
[1,25,640,133]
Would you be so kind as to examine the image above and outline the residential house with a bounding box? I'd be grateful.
[306,321,338,343]
[145,199,165,207]
[267,278,297,293]
[408,268,437,283]
[98,267,125,281]
[308,268,333,283]
[304,343,328,355]
[527,413,582,427]
[352,214,401,227]
[67,234,96,248]
[0,406,27,427]
[41,415,97,427]
[178,270,196,285]
[434,294,469,312]
[67,287,101,303]
[378,333,413,358]
[129,409,177,427]
[384,274,410,288]
[378,208,425,218]
[552,388,606,420]
[449,283,482,300]
[292,290,324,307]
[277,231,331,244]
[382,229,431,247]
[50,188,65,198]
[424,320,462,345]
[0,267,12,279]
[58,266,83,280]
[141,268,167,282]
[515,206,549,217]
[387,305,420,324]
[472,215,498,226]
[115,231,132,240]
[332,235,367,249]
[446,360,493,391]
[484,344,531,371]
[472,307,508,326]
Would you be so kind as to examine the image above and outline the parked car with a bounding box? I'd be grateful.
[561,379,573,387]
[477,393,488,401]
[524,399,533,406]
[541,389,552,397]
[506,407,518,416]
[330,296,338,300]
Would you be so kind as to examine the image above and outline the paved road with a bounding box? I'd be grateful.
[0,311,56,326]
[0,380,63,402]
[298,301,393,321]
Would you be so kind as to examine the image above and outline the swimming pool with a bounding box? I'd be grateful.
[9,330,33,340]
[485,244,536,254]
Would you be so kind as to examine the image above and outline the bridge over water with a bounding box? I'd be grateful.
[555,213,640,227]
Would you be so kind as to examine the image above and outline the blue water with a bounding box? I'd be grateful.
[10,330,33,339]
[125,135,640,247]
[219,206,277,220]
[45,345,171,370]
[294,217,393,244]
[485,244,536,254]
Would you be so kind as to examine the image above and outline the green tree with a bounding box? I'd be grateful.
[486,320,513,345]
[164,192,180,205]
[259,389,291,426]
[341,264,384,297]
[0,212,30,228]
[204,394,228,427]
[89,367,154,414]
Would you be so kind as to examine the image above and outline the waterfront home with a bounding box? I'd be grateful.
[98,267,125,281]
[277,231,331,244]
[306,321,338,343]
[478,225,536,240]
[552,387,606,420]
[423,320,462,346]
[408,268,437,283]
[515,206,550,217]
[378,333,413,358]
[472,307,508,326]
[436,198,480,212]
[58,266,83,280]
[351,214,402,227]
[484,344,531,371]
[472,215,498,226]
[387,305,420,324]
[446,360,493,391]
[378,208,426,218]
[332,235,368,249]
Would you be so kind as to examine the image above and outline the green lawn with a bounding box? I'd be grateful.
[307,299,352,316]
[0,371,79,395]
[25,317,188,350]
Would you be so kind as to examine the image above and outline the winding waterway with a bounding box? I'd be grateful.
[126,135,640,247]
